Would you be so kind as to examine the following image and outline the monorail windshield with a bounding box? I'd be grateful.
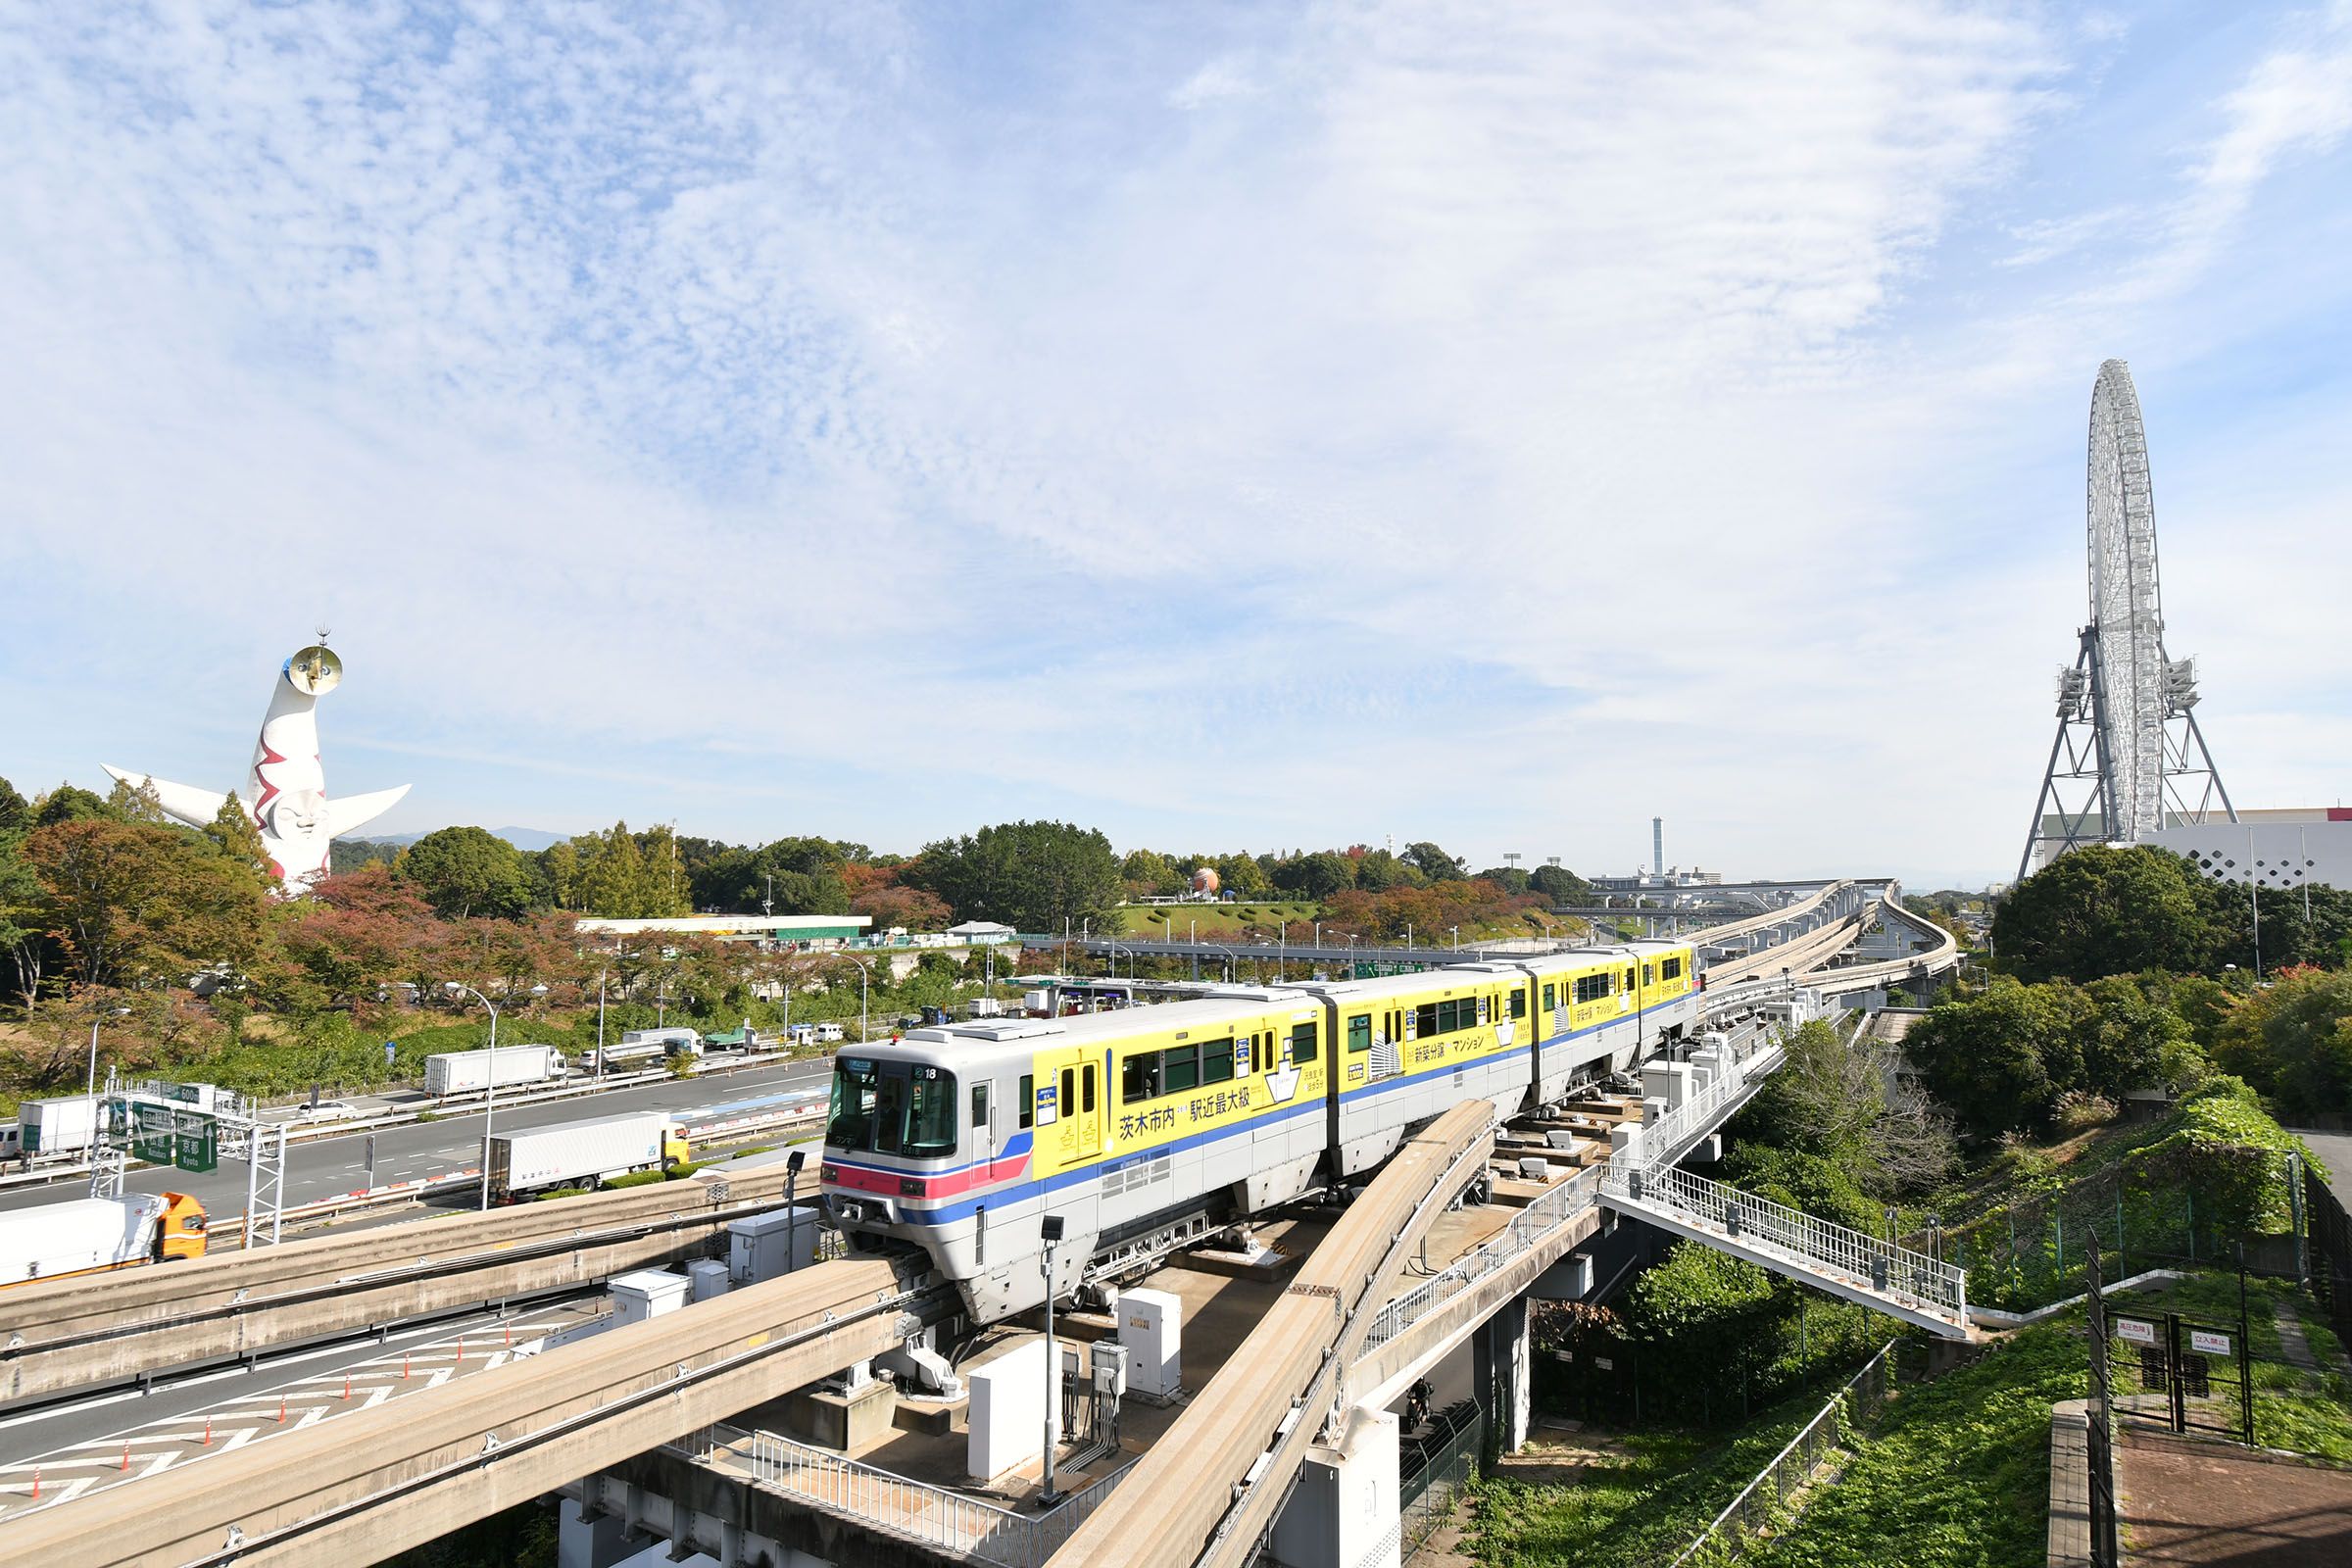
[826,1056,958,1158]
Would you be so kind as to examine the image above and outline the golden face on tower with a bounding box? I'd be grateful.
[285,644,344,696]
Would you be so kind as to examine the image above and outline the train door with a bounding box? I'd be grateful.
[1036,1047,1102,1171]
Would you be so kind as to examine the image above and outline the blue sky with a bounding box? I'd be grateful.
[3,1,2348,889]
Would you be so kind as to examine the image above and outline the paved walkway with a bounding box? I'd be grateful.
[2118,1433,2352,1565]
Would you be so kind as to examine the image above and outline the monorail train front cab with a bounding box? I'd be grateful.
[818,1034,1058,1312]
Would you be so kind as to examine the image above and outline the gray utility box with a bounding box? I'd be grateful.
[729,1202,821,1286]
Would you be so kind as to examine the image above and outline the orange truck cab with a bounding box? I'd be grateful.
[155,1192,208,1262]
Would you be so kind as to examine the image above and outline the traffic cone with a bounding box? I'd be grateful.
[342,1372,352,1401]
[201,1417,212,1447]
[454,1337,464,1366]
[503,1323,512,1348]
[277,1396,287,1424]
[120,1441,129,1472]
[30,1468,39,1500]
[402,1352,410,1380]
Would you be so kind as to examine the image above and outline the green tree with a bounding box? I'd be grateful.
[204,794,273,881]
[2077,974,2195,1097]
[2212,967,2352,1118]
[1991,844,2205,981]
[396,826,537,919]
[1621,1243,1782,1385]
[1733,1019,1954,1194]
[1402,841,1466,881]
[914,821,1122,933]
[0,776,27,833]
[1292,851,1358,901]
[569,822,691,917]
[0,829,50,1009]
[1120,848,1182,897]
[23,818,270,991]
[1475,864,1532,895]
[1904,977,2072,1136]
[31,783,111,827]
[1212,852,1272,898]
[1528,863,1590,903]
[1353,848,1419,891]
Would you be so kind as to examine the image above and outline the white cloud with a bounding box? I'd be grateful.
[1,2,2346,889]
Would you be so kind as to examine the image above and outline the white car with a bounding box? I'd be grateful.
[296,1100,366,1124]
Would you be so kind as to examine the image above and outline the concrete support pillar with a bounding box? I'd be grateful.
[1270,1405,1400,1568]
[558,1496,635,1568]
[1472,1294,1532,1465]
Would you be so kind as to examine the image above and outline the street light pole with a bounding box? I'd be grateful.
[1038,1214,1065,1507]
[84,1005,128,1100]
[446,980,546,1210]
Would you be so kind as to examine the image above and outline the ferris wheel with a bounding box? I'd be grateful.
[2019,361,2234,881]
[2086,362,2167,842]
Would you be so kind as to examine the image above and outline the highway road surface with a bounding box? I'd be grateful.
[0,1055,837,1222]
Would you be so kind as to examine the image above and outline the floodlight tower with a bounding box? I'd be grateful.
[2019,362,2234,881]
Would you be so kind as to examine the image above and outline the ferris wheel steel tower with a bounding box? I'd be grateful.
[2018,361,2235,882]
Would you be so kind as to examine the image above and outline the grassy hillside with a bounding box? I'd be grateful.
[1111,901,1321,937]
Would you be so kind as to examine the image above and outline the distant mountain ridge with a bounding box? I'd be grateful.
[340,826,568,852]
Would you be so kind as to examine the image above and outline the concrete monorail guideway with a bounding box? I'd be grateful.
[0,1162,809,1407]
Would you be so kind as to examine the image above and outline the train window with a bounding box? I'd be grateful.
[1574,974,1609,1004]
[1122,1053,1161,1104]
[1164,1044,1200,1094]
[1202,1042,1236,1086]
[826,1058,881,1151]
[971,1084,990,1143]
[1509,989,1527,1019]
[1642,964,1654,986]
[1019,1075,1035,1130]
[1623,967,1636,991]
[1061,1067,1076,1120]
[1543,983,1556,1011]
[1292,1022,1319,1064]
[903,1070,957,1157]
[872,1074,907,1154]
[1081,1065,1097,1113]
[1414,1003,1440,1038]
[1661,956,1684,981]
[1348,1015,1372,1053]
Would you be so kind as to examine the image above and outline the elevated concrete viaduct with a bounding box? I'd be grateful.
[0,1161,807,1406]
[6,1255,934,1567]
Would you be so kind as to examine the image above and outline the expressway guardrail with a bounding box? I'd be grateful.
[0,1049,827,1192]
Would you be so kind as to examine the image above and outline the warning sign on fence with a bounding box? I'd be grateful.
[2189,1328,2232,1357]
[2117,1317,2157,1348]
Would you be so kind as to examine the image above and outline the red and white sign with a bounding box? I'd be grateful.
[2116,1317,2157,1348]
[2190,1329,2232,1357]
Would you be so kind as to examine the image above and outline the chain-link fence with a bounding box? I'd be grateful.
[1660,1341,1896,1567]
[1949,1174,2299,1312]
[1398,1399,1483,1562]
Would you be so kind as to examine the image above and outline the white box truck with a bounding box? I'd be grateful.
[19,1096,103,1159]
[582,1027,698,1071]
[423,1045,567,1098]
[487,1111,687,1200]
[0,1192,209,1285]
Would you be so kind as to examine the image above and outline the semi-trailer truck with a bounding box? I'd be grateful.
[0,1192,208,1286]
[18,1096,103,1159]
[423,1044,568,1097]
[486,1111,688,1200]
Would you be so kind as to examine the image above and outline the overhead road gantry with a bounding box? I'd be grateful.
[4,1255,938,1568]
[0,1161,809,1407]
